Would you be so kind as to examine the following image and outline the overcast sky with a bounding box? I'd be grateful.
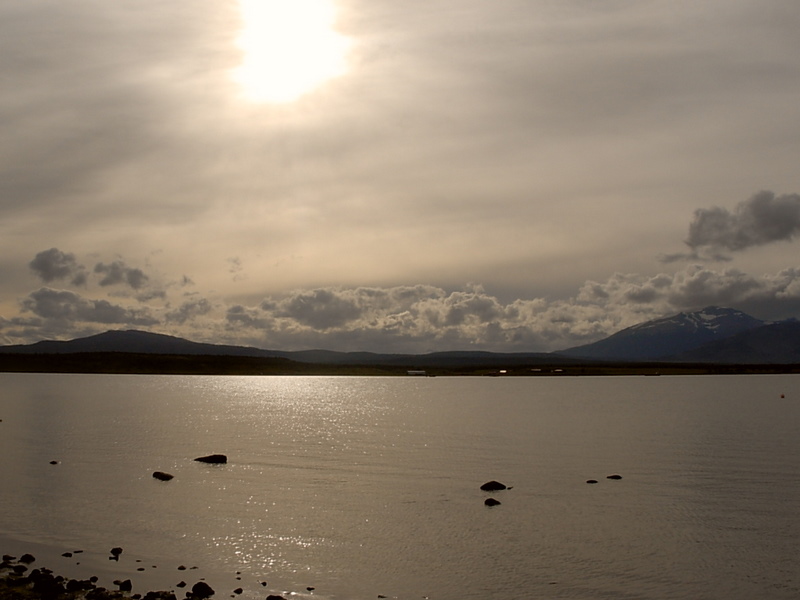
[2,0,800,352]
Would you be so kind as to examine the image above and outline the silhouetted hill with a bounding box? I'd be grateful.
[0,329,556,368]
[0,329,278,358]
[2,311,799,371]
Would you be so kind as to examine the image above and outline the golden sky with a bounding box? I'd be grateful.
[2,0,800,351]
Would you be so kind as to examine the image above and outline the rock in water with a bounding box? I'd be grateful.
[152,471,175,481]
[194,454,227,464]
[606,474,623,480]
[480,480,507,491]
[191,581,215,598]
[484,498,501,506]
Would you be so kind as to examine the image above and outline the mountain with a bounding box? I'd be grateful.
[2,308,798,368]
[558,306,765,361]
[668,320,800,364]
[0,329,555,368]
[0,329,278,358]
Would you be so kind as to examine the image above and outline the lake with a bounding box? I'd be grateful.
[0,373,798,599]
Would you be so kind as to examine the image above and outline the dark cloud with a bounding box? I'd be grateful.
[226,305,272,329]
[685,191,800,254]
[166,298,212,324]
[94,261,149,289]
[279,289,363,329]
[21,287,158,326]
[29,248,87,285]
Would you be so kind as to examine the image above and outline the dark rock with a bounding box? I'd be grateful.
[586,479,598,484]
[66,578,95,592]
[85,587,112,600]
[480,480,507,491]
[118,579,133,592]
[110,547,123,557]
[62,552,73,558]
[266,595,286,600]
[306,587,315,591]
[144,591,178,600]
[49,460,59,465]
[153,471,175,481]
[19,553,36,564]
[6,576,31,588]
[178,566,187,571]
[191,581,215,598]
[606,474,623,480]
[177,582,187,588]
[233,588,243,595]
[12,564,28,574]
[484,498,501,506]
[194,454,227,464]
[2,554,15,562]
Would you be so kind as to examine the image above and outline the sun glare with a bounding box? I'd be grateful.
[234,0,351,103]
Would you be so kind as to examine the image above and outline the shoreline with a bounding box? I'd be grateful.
[1,351,799,377]
[0,547,311,600]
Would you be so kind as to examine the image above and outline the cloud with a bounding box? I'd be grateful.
[216,265,800,353]
[683,191,800,257]
[94,260,149,289]
[20,287,158,327]
[6,260,800,352]
[29,248,87,286]
[166,297,212,324]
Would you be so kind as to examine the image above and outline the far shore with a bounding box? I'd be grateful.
[0,351,798,377]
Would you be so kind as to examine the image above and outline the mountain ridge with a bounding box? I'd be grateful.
[558,306,767,361]
[1,306,799,365]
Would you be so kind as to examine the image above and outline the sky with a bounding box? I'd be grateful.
[2,0,800,353]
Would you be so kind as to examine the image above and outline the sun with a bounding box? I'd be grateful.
[233,0,351,103]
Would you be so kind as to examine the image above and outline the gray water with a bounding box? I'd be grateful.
[0,373,798,600]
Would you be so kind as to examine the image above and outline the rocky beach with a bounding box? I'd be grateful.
[0,551,301,600]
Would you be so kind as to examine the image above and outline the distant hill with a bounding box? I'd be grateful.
[0,329,556,368]
[0,329,278,358]
[558,306,766,361]
[2,308,799,368]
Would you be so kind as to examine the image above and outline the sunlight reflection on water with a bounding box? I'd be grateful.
[1,374,799,599]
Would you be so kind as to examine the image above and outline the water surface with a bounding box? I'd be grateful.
[0,374,798,599]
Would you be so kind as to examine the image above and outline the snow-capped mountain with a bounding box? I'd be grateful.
[558,306,765,361]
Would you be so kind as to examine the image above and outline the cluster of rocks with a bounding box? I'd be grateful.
[586,474,623,484]
[480,480,510,506]
[0,549,303,600]
[151,455,228,483]
[480,474,625,504]
[2,552,141,600]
